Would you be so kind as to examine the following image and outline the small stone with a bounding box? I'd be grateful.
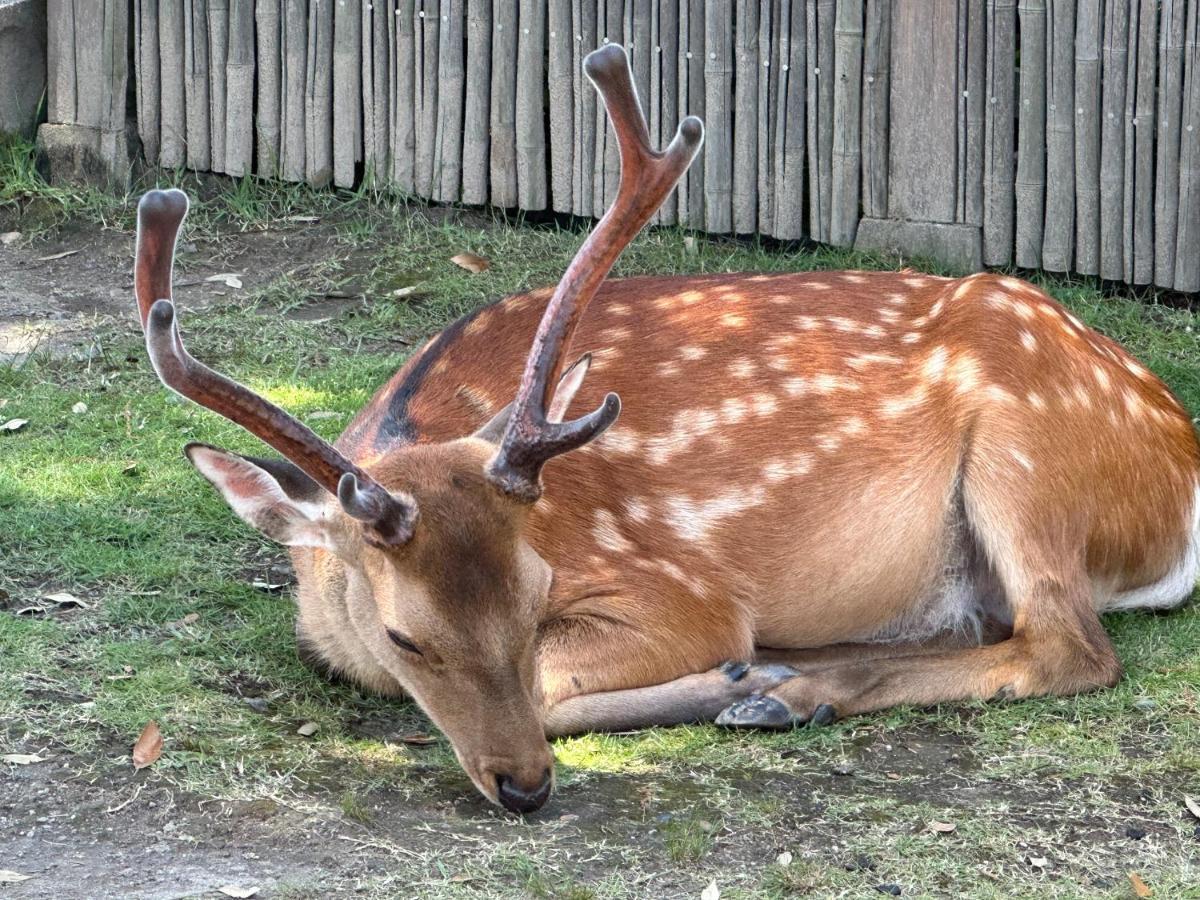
[831,760,854,776]
[1132,698,1156,711]
[1125,825,1147,840]
[845,855,876,872]
[242,697,269,713]
[874,884,902,896]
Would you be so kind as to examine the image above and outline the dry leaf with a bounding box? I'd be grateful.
[399,733,437,746]
[0,231,21,245]
[1128,872,1152,898]
[1184,796,1200,820]
[217,886,260,899]
[451,252,490,274]
[121,461,139,476]
[71,402,88,414]
[1,754,45,765]
[392,285,421,298]
[132,721,163,769]
[775,851,793,866]
[38,249,79,261]
[700,880,720,900]
[0,871,33,883]
[296,721,319,737]
[1,418,28,432]
[206,273,244,289]
[45,592,88,609]
[928,821,956,833]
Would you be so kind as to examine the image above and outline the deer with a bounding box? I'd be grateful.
[132,45,1200,814]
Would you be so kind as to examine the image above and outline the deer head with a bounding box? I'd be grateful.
[134,44,702,813]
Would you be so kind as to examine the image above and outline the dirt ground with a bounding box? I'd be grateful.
[4,210,1200,898]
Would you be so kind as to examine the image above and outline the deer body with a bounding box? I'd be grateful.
[295,270,1198,719]
[133,46,1198,813]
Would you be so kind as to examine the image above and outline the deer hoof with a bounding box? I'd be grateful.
[719,660,752,682]
[810,703,838,726]
[715,693,793,729]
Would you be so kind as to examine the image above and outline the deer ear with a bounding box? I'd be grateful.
[185,443,336,549]
[474,354,595,445]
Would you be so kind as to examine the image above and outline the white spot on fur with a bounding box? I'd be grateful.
[901,332,922,344]
[763,451,814,483]
[721,396,750,424]
[664,486,768,542]
[1020,331,1037,352]
[1027,391,1046,410]
[782,377,810,397]
[816,434,842,453]
[950,354,983,395]
[680,345,707,361]
[813,373,860,394]
[721,313,746,328]
[608,303,631,316]
[986,385,1016,404]
[752,393,779,416]
[881,384,929,417]
[923,346,949,381]
[729,358,757,378]
[848,352,902,371]
[593,510,634,553]
[1008,449,1034,471]
[657,361,681,378]
[1092,363,1111,390]
[597,426,641,454]
[841,416,867,435]
[796,315,822,330]
[625,498,652,524]
[603,326,631,342]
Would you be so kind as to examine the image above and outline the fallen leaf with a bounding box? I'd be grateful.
[1028,855,1049,869]
[167,612,199,628]
[700,881,720,900]
[391,285,421,298]
[38,249,80,261]
[1,418,28,432]
[928,821,956,833]
[132,721,163,769]
[1185,796,1200,820]
[775,851,793,866]
[71,401,88,414]
[1,754,45,765]
[206,273,244,289]
[0,871,33,883]
[121,461,139,476]
[45,592,88,609]
[218,887,260,899]
[296,721,319,737]
[399,733,437,746]
[1128,872,1152,898]
[451,252,490,274]
[0,231,21,245]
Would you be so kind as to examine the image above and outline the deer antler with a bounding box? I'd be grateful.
[134,189,417,546]
[487,44,704,501]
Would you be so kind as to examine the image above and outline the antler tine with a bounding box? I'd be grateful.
[488,44,704,501]
[134,190,417,545]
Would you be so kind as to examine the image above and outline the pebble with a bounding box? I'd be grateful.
[1125,825,1146,840]
[875,884,902,896]
[831,760,854,776]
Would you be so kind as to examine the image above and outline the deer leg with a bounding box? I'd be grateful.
[537,611,800,736]
[716,573,1121,729]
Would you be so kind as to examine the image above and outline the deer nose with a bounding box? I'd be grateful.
[496,769,553,814]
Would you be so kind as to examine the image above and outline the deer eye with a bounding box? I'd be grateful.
[386,629,423,656]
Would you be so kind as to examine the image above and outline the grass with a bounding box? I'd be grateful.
[2,142,1200,898]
